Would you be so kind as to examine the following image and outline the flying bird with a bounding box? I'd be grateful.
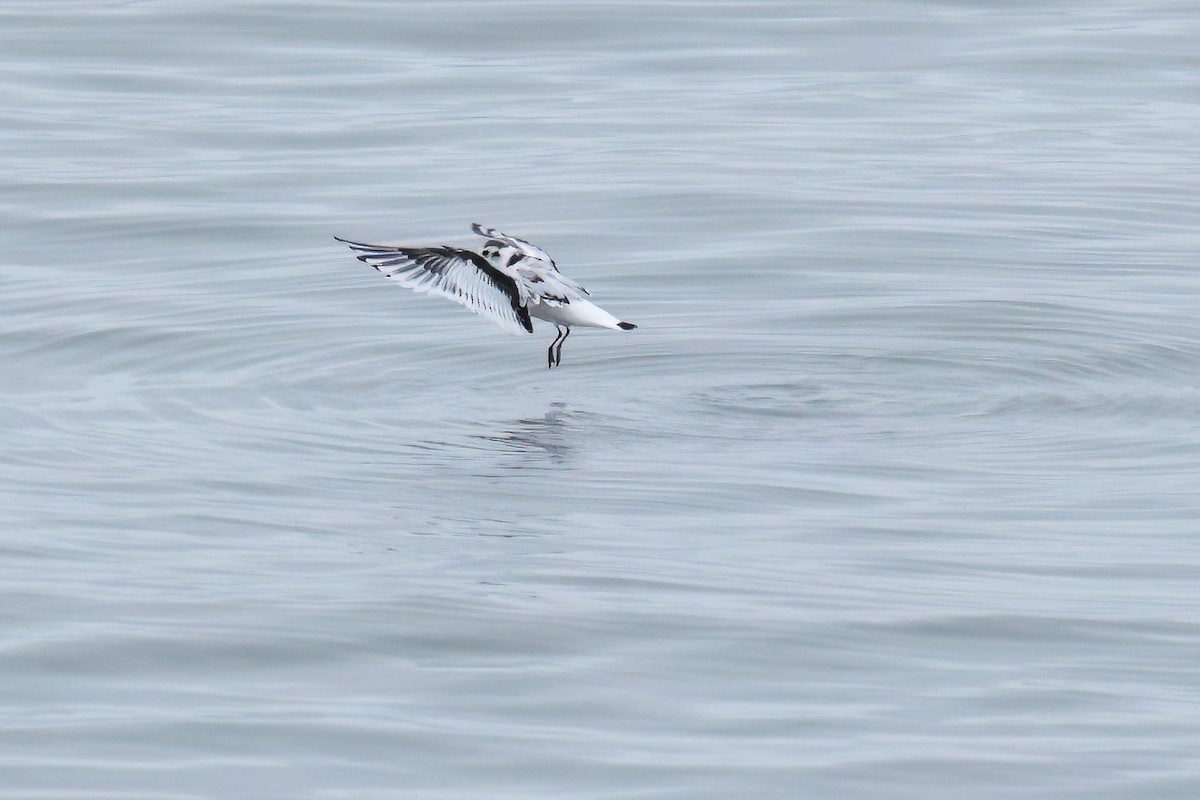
[336,223,636,368]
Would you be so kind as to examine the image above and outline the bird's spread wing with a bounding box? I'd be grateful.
[471,223,558,269]
[471,223,591,302]
[510,261,589,307]
[337,237,533,334]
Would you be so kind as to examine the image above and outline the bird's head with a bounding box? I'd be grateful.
[481,239,524,267]
[480,239,505,261]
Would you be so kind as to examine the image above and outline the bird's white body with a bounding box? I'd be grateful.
[529,297,623,330]
[336,224,636,367]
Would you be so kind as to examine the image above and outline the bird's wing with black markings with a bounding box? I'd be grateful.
[510,261,590,307]
[336,237,532,334]
[472,223,559,271]
[471,223,590,297]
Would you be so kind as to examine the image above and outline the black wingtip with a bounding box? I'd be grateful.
[618,321,637,330]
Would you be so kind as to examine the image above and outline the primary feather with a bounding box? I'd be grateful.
[335,237,532,334]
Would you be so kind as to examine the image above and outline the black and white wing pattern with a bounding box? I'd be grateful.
[471,223,560,270]
[470,223,591,303]
[336,237,533,334]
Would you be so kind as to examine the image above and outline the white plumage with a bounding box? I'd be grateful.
[337,223,636,368]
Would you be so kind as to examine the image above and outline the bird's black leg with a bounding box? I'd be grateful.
[548,326,564,369]
[554,326,571,366]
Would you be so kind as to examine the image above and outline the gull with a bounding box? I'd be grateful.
[336,223,636,368]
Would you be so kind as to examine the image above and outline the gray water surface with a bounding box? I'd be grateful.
[3,2,1199,798]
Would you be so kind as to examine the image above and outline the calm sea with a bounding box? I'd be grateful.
[3,1,1199,798]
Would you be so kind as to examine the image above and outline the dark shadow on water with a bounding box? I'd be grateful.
[477,402,576,468]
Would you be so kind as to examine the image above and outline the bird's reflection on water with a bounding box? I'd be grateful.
[477,402,576,467]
